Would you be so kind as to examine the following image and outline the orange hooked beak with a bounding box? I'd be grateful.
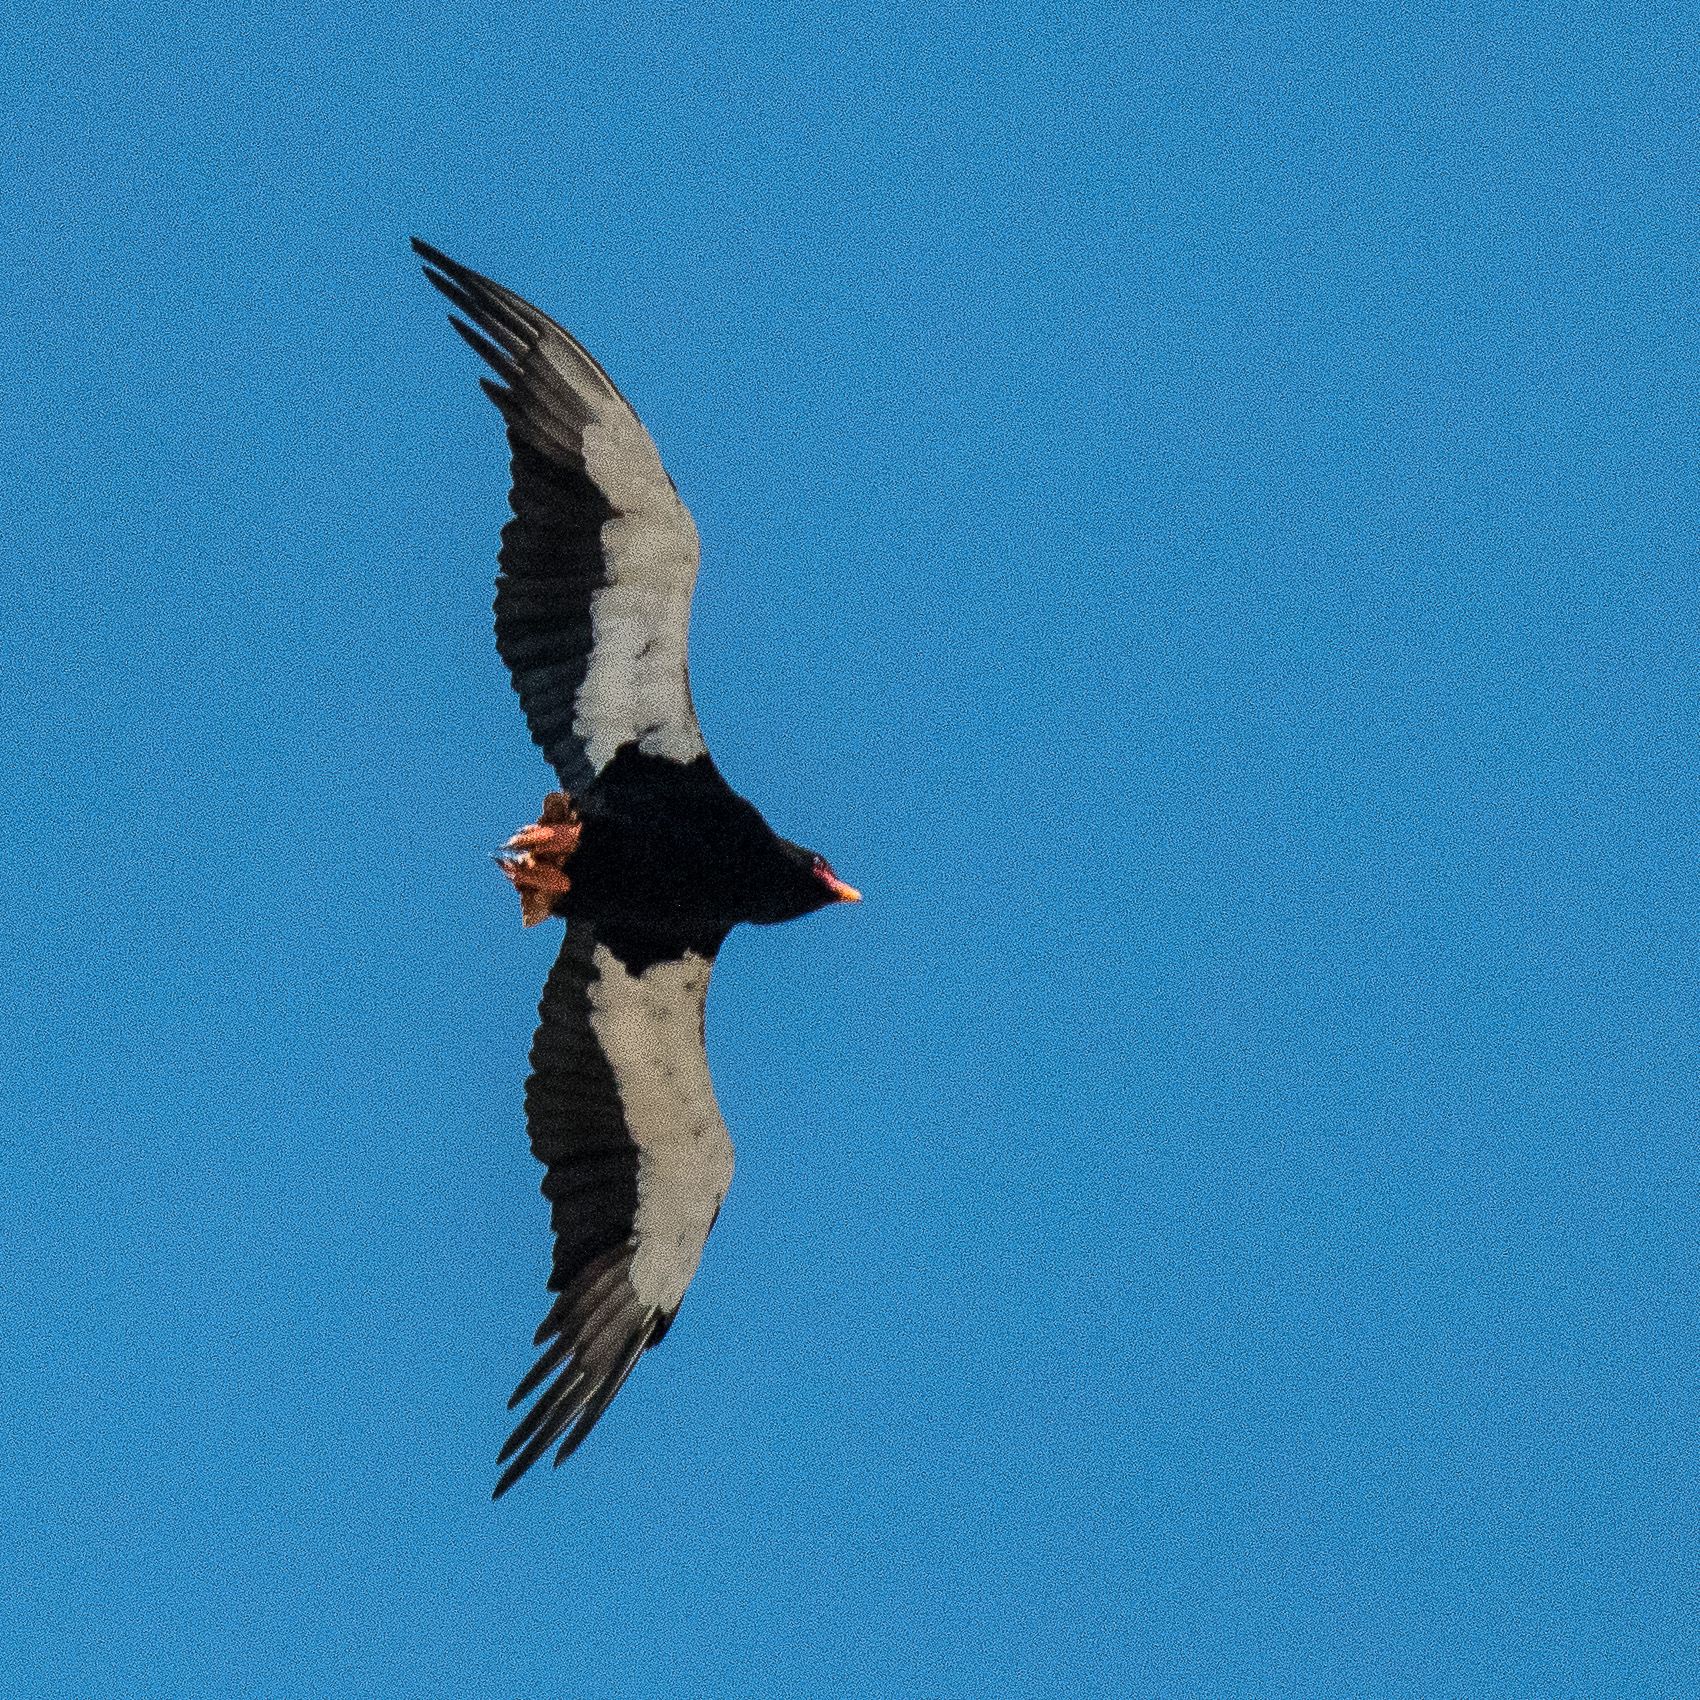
[811,855,862,904]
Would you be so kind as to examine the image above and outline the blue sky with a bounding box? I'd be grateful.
[4,1,1697,1694]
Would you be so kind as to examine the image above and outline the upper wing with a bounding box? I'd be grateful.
[493,921,734,1497]
[414,239,708,794]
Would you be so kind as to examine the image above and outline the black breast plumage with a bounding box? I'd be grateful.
[413,240,859,1496]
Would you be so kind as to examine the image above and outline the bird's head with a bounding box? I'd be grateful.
[760,839,862,923]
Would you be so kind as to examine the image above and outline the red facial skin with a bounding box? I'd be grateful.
[811,855,862,904]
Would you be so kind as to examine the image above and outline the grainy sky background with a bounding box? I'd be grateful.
[5,2,1698,1694]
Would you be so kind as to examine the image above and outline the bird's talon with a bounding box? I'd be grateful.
[497,793,581,924]
[503,822,582,854]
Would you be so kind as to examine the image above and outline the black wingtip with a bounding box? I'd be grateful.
[411,238,482,306]
[411,238,464,316]
[449,314,517,379]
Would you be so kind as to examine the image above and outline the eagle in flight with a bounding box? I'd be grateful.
[414,240,861,1497]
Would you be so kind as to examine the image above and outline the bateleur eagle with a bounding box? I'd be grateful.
[413,240,861,1497]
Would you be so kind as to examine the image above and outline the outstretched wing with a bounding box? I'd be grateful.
[414,239,708,793]
[494,922,734,1497]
